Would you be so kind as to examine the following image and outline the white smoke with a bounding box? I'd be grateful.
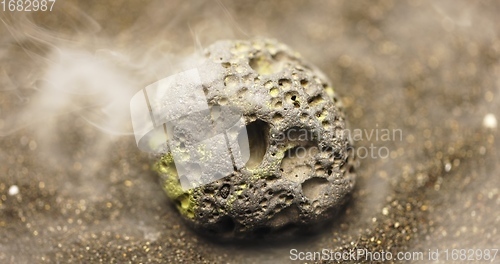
[0,1,243,164]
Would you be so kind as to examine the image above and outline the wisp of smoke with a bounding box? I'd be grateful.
[0,1,245,166]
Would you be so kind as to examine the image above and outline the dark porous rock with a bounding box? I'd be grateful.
[155,39,357,240]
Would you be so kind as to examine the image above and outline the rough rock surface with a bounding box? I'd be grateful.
[156,38,356,240]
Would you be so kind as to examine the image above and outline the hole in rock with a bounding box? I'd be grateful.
[302,177,329,201]
[239,119,270,169]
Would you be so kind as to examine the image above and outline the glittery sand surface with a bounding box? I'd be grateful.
[0,1,499,263]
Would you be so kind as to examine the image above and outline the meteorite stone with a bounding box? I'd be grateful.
[155,38,357,240]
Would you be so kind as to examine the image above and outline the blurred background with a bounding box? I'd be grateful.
[0,0,499,263]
